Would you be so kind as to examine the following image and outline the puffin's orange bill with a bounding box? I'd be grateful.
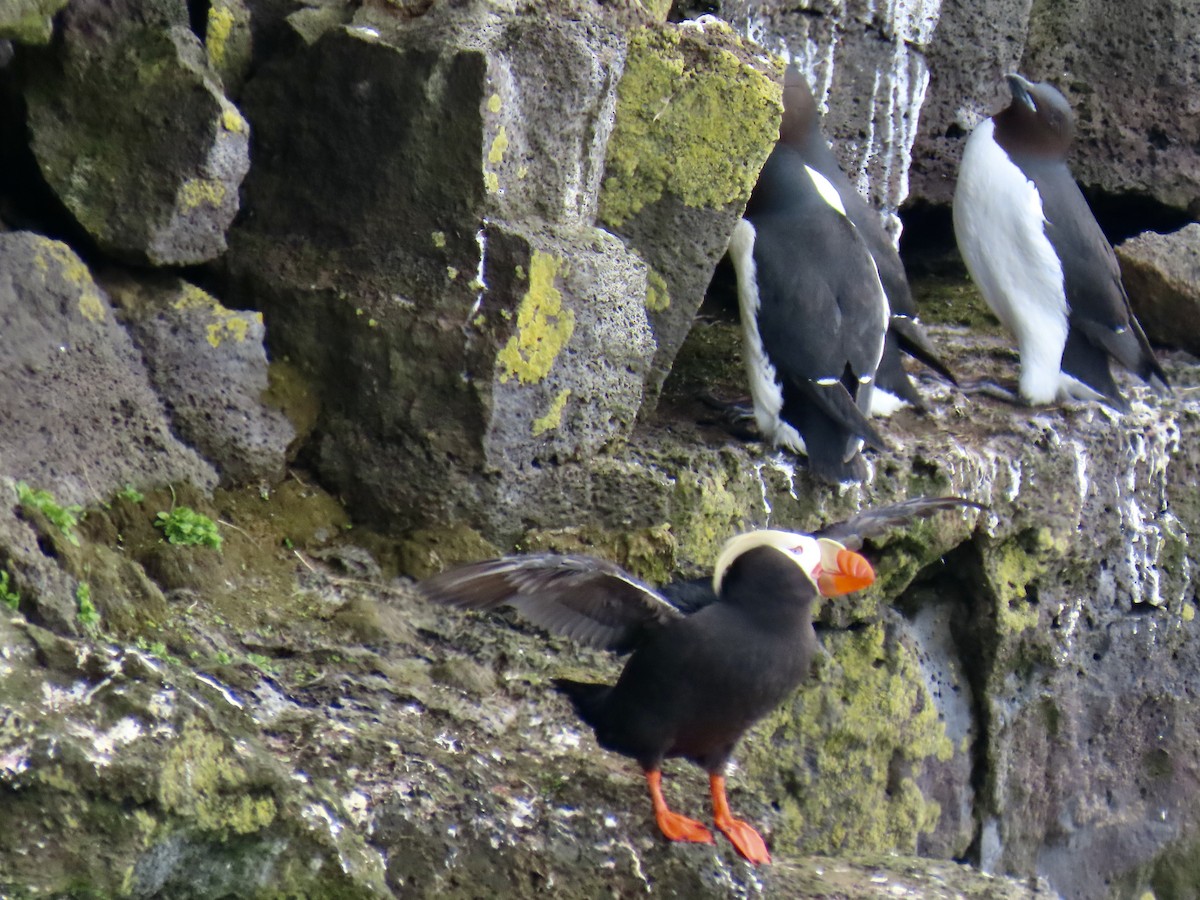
[816,548,875,597]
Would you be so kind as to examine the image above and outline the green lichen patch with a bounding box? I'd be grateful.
[745,621,952,855]
[496,250,575,384]
[910,269,1003,333]
[599,26,782,227]
[670,464,753,566]
[159,721,277,834]
[396,524,502,579]
[981,528,1063,635]
[0,0,69,43]
[645,265,670,312]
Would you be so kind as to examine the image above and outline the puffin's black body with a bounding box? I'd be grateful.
[418,496,981,863]
[953,74,1168,410]
[556,544,817,773]
[730,133,888,483]
[777,67,956,411]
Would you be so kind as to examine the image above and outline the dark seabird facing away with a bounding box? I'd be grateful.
[727,98,889,483]
[953,74,1168,410]
[418,497,982,864]
[777,65,957,413]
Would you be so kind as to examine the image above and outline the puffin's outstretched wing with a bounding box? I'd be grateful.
[816,495,986,550]
[418,554,684,652]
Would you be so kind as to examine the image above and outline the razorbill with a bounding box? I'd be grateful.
[779,65,957,414]
[953,73,1168,410]
[728,116,890,483]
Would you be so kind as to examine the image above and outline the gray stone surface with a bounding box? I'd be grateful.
[0,231,217,508]
[907,0,1032,205]
[718,0,939,237]
[22,0,250,264]
[0,0,69,43]
[105,273,296,487]
[911,0,1200,209]
[228,10,770,539]
[1117,224,1200,358]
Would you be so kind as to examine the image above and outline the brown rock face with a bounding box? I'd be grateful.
[1118,224,1200,357]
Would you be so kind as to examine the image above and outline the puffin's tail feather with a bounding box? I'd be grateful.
[553,678,611,732]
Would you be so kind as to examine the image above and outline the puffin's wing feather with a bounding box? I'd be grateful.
[658,576,718,614]
[418,554,684,651]
[818,496,986,550]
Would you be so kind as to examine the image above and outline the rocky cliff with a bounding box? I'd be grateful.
[1,1,1199,898]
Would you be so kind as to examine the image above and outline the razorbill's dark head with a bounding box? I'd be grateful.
[994,74,1074,158]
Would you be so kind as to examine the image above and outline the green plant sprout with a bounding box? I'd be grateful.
[117,484,145,503]
[0,571,19,610]
[155,507,222,550]
[76,582,99,631]
[16,482,82,546]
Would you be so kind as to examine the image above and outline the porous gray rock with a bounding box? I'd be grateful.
[911,0,1200,210]
[717,0,940,237]
[105,273,296,487]
[227,8,770,539]
[0,0,69,44]
[907,0,1032,205]
[0,613,389,898]
[22,0,250,265]
[1020,0,1200,209]
[1117,224,1200,358]
[0,231,217,508]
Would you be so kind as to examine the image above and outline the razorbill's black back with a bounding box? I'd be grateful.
[953,73,1168,410]
[728,135,889,484]
[779,66,956,414]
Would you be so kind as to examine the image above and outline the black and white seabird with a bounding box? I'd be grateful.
[728,95,890,483]
[953,73,1168,410]
[778,66,957,413]
[423,530,872,864]
[418,496,981,864]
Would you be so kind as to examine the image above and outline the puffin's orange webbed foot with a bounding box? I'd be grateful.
[645,770,715,845]
[709,773,771,864]
[713,814,771,864]
[656,807,716,844]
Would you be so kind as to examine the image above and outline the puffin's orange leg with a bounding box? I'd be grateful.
[709,773,771,864]
[645,770,715,844]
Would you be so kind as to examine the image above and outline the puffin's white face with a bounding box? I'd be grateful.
[711,530,874,597]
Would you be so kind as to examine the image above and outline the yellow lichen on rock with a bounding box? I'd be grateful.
[220,103,248,136]
[33,238,107,323]
[173,283,262,347]
[645,266,670,312]
[532,388,571,436]
[179,178,228,211]
[488,125,509,165]
[206,5,237,70]
[600,26,782,227]
[497,251,575,384]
